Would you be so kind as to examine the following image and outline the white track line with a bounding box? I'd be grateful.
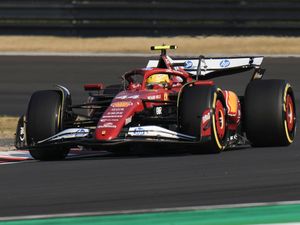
[0,161,31,165]
[0,52,299,58]
[1,200,300,221]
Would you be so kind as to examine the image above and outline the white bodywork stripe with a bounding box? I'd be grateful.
[128,126,196,141]
[38,128,90,144]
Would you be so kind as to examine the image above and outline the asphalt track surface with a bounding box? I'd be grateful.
[0,56,300,217]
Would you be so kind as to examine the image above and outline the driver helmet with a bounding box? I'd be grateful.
[146,74,170,86]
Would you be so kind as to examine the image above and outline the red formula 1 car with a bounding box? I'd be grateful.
[15,45,296,160]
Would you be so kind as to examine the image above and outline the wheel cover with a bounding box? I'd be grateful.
[285,94,295,132]
[215,100,226,140]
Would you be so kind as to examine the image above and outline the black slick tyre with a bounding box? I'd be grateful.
[244,79,296,147]
[26,90,69,160]
[178,83,228,153]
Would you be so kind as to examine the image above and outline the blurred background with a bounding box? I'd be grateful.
[0,0,299,36]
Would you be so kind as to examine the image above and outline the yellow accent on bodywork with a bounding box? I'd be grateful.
[151,45,177,50]
[226,91,238,115]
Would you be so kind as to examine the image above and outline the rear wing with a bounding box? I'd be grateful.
[146,56,264,80]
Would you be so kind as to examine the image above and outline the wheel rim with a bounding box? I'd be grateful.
[285,94,295,132]
[215,100,226,140]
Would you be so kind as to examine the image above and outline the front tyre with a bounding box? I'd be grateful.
[178,84,228,153]
[26,90,69,160]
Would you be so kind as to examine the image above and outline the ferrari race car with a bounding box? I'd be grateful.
[15,45,296,160]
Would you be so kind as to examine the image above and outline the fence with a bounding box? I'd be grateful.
[0,0,299,36]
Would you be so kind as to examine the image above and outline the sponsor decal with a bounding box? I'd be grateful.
[220,59,230,68]
[100,119,119,122]
[184,60,193,69]
[111,101,132,108]
[75,129,88,137]
[111,107,124,111]
[201,109,211,137]
[107,111,124,115]
[128,126,196,140]
[102,115,123,118]
[133,127,146,135]
[104,122,113,127]
[155,107,163,115]
[98,122,117,128]
[147,94,161,100]
[115,95,127,100]
[115,95,139,100]
[37,128,90,143]
[202,111,210,124]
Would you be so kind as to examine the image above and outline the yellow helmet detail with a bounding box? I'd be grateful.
[146,74,170,85]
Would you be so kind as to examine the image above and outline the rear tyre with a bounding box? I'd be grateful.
[178,84,228,153]
[244,79,296,147]
[26,90,69,160]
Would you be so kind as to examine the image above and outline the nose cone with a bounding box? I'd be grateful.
[95,100,143,140]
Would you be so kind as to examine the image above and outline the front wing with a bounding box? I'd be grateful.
[22,126,198,151]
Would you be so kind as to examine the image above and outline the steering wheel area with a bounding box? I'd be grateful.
[123,69,189,91]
